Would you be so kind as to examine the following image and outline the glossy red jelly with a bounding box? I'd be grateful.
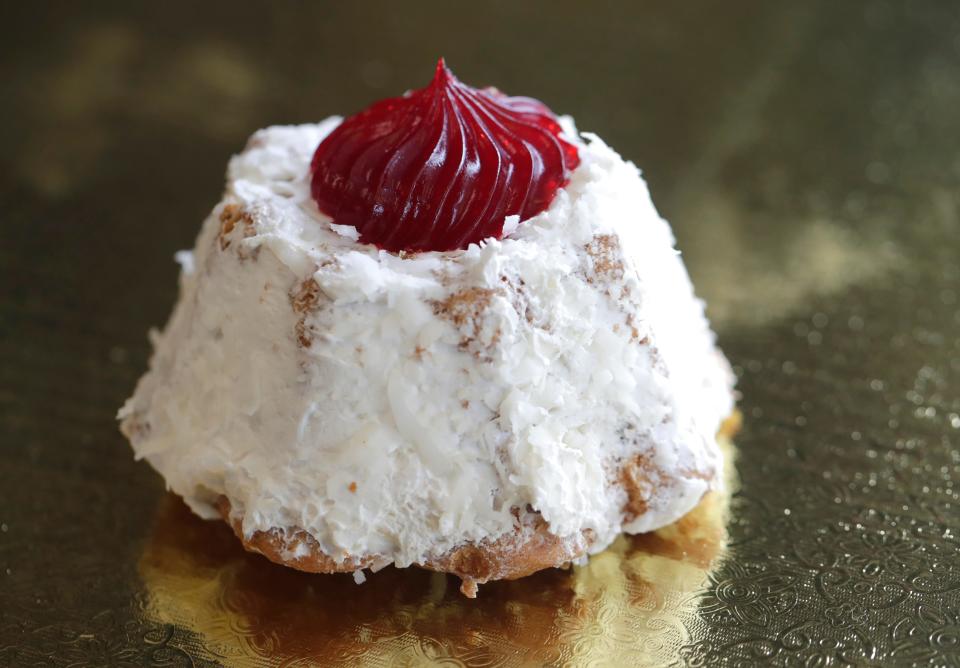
[310,59,580,253]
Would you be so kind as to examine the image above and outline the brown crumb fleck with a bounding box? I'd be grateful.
[619,453,659,521]
[291,278,321,314]
[584,234,625,283]
[218,203,255,250]
[502,274,547,328]
[625,313,642,342]
[290,278,324,347]
[432,287,497,328]
[414,345,426,360]
[294,325,311,348]
[461,399,469,409]
[431,287,502,355]
[348,482,357,493]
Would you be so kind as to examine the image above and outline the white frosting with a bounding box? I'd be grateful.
[119,120,734,568]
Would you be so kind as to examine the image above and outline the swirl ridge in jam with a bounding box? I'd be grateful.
[310,59,580,253]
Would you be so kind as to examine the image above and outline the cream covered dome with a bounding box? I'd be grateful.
[119,119,735,595]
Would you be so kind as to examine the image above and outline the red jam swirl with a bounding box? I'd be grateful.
[310,59,580,253]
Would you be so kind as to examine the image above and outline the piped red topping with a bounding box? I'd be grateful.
[310,59,580,253]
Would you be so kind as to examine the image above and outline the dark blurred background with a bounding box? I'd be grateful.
[3,2,960,665]
[4,3,959,339]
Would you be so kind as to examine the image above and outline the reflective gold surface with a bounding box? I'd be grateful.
[3,1,960,666]
[138,436,734,667]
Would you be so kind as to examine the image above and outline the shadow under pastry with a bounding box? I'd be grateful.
[137,419,739,666]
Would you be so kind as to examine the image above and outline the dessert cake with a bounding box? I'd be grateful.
[119,60,736,597]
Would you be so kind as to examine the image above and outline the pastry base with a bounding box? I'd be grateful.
[216,412,741,597]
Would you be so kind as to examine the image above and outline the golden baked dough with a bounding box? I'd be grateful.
[217,413,741,597]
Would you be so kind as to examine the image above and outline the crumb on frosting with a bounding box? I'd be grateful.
[218,203,255,251]
[291,278,324,347]
[582,234,649,344]
[619,453,661,521]
[584,234,625,283]
[431,287,503,356]
[432,287,498,327]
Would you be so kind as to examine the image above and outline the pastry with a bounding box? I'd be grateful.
[119,60,736,597]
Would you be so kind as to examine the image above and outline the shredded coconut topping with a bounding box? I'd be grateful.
[118,120,734,568]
